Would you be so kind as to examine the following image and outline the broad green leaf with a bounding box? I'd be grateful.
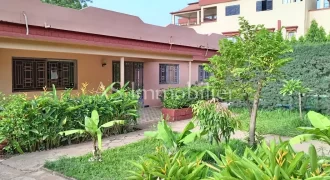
[100,120,125,128]
[102,82,116,97]
[30,129,39,134]
[307,111,330,129]
[91,110,100,127]
[289,134,318,145]
[59,129,85,136]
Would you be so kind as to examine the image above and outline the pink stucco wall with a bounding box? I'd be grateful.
[143,60,205,107]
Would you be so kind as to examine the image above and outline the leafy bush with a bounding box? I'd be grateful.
[161,86,214,109]
[207,140,330,179]
[183,139,250,162]
[192,99,240,144]
[127,146,209,180]
[0,83,140,154]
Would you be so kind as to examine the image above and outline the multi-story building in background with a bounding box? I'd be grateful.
[171,0,330,38]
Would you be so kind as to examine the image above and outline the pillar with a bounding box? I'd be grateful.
[197,11,200,25]
[188,61,192,87]
[172,15,175,24]
[320,0,325,9]
[120,57,125,87]
[201,8,204,23]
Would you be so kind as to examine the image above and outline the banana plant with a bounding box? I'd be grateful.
[144,120,206,152]
[290,111,330,145]
[206,140,330,179]
[59,110,124,161]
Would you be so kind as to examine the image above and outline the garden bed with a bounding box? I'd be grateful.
[161,107,193,121]
[45,138,248,180]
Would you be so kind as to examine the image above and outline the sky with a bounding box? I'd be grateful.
[89,0,192,27]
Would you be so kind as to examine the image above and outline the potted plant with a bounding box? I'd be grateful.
[160,87,212,121]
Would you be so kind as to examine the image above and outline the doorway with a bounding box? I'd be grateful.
[112,61,144,103]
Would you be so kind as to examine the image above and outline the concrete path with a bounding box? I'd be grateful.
[1,117,330,180]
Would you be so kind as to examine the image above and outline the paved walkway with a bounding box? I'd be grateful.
[1,108,330,180]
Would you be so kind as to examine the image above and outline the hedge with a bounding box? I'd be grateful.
[0,84,140,154]
[260,43,330,114]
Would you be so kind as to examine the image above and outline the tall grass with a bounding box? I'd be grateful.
[231,108,311,137]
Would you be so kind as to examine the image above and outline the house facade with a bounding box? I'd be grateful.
[0,0,224,107]
[171,0,330,38]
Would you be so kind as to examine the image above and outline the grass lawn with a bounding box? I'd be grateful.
[45,138,249,180]
[232,108,310,137]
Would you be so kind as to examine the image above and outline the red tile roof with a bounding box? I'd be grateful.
[0,0,224,50]
[170,2,201,14]
[171,0,236,14]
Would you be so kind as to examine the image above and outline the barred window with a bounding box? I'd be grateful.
[225,5,240,16]
[256,0,273,12]
[198,65,210,82]
[159,64,179,84]
[12,58,77,92]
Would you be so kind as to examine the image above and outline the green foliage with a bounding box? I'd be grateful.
[144,120,205,152]
[261,43,330,114]
[305,20,328,43]
[192,100,240,144]
[45,138,161,180]
[59,110,124,161]
[206,141,330,179]
[207,17,292,144]
[127,146,209,180]
[290,111,330,145]
[233,108,309,137]
[183,139,250,162]
[0,83,140,154]
[280,79,309,96]
[40,0,91,9]
[161,86,214,109]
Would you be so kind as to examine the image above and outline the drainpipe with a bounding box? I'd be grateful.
[22,12,29,35]
[204,43,209,56]
[169,36,173,50]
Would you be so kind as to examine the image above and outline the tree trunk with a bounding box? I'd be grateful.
[299,93,303,120]
[249,81,263,146]
[244,93,252,116]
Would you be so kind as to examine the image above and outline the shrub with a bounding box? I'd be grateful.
[192,99,241,144]
[127,146,209,179]
[161,86,215,109]
[207,140,330,179]
[0,83,140,154]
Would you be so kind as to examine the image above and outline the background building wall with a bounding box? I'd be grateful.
[190,0,316,38]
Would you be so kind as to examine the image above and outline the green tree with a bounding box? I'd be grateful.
[305,20,328,43]
[280,79,310,120]
[41,0,92,9]
[206,17,292,145]
[298,36,305,43]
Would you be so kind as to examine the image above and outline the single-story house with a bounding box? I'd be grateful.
[0,0,224,107]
